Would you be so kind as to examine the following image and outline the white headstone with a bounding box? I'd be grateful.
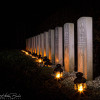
[48,29,55,64]
[31,37,34,53]
[37,35,39,55]
[37,35,40,55]
[29,38,31,51]
[64,23,74,72]
[44,32,46,57]
[33,37,35,53]
[28,38,30,51]
[26,39,28,51]
[41,33,44,57]
[77,17,93,80]
[44,32,49,58]
[40,34,42,56]
[27,39,28,51]
[30,37,32,53]
[35,36,38,54]
[54,27,63,65]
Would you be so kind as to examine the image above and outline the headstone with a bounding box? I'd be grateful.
[35,36,37,54]
[33,37,35,53]
[77,17,93,80]
[48,29,55,64]
[40,34,42,56]
[44,32,49,57]
[26,39,28,51]
[32,36,35,53]
[28,38,30,51]
[54,27,63,65]
[37,35,39,55]
[37,35,40,55]
[30,37,32,53]
[40,33,44,57]
[28,38,31,52]
[64,23,74,72]
[44,32,46,57]
[38,35,40,55]
[31,37,33,53]
[27,38,29,51]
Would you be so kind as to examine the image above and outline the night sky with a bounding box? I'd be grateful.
[1,1,100,49]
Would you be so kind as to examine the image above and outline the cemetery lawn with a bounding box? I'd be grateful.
[0,49,70,100]
[0,49,100,100]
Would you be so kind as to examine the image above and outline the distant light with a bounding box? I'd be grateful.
[38,59,42,63]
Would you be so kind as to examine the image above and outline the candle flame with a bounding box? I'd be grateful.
[38,59,42,63]
[74,83,87,93]
[55,72,63,80]
[25,52,29,55]
[78,84,83,93]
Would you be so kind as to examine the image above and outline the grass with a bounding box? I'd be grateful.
[0,49,70,100]
[0,49,100,100]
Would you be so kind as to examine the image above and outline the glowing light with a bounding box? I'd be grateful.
[55,72,63,80]
[56,59,59,63]
[32,56,36,58]
[74,84,77,90]
[38,59,42,63]
[25,52,29,55]
[56,73,60,78]
[74,83,87,93]
[78,84,83,93]
[21,50,25,52]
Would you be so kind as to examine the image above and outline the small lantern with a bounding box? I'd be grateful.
[31,53,36,58]
[38,58,43,63]
[34,54,43,64]
[44,59,52,67]
[43,56,48,64]
[25,51,29,55]
[27,51,31,56]
[74,72,87,93]
[38,54,41,58]
[21,50,25,53]
[28,51,31,54]
[53,64,63,80]
[33,53,38,59]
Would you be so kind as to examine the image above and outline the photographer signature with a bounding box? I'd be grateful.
[0,93,21,99]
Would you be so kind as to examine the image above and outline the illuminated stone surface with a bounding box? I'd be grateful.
[44,32,46,57]
[35,36,37,53]
[27,38,29,51]
[32,37,34,53]
[28,38,31,51]
[77,17,93,80]
[40,33,44,57]
[54,27,63,65]
[33,37,35,53]
[30,37,32,53]
[40,34,42,56]
[64,23,74,72]
[44,32,49,57]
[48,29,55,64]
[38,35,40,55]
[37,35,40,55]
[26,39,28,51]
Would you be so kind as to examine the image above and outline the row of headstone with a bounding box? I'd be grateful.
[26,17,93,80]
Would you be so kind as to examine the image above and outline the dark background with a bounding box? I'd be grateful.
[0,1,100,49]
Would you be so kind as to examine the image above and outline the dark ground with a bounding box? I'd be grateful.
[0,49,70,100]
[0,49,100,100]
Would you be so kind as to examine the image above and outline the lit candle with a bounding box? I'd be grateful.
[55,72,63,80]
